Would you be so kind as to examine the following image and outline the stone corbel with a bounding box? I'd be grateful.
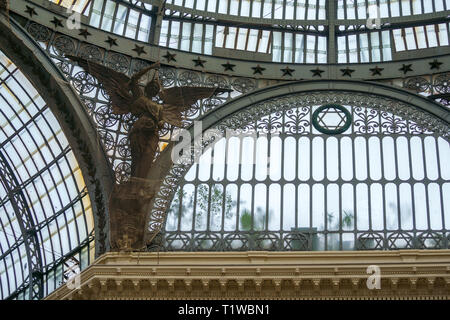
[426,277,435,291]
[167,279,175,292]
[132,279,141,292]
[150,279,158,292]
[99,279,108,293]
[390,278,399,291]
[312,279,321,291]
[332,278,340,291]
[273,279,282,293]
[115,279,123,292]
[254,279,262,293]
[236,280,245,292]
[184,279,192,292]
[219,279,227,292]
[87,282,98,296]
[201,279,209,292]
[293,279,302,291]
[351,278,360,291]
[409,277,418,290]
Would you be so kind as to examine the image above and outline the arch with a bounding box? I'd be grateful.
[146,80,450,245]
[0,15,114,298]
[0,15,114,256]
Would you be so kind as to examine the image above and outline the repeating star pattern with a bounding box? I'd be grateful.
[310,68,324,77]
[341,67,355,77]
[78,28,91,39]
[163,51,177,63]
[50,17,64,28]
[132,45,146,56]
[370,66,384,76]
[429,59,443,70]
[399,64,413,74]
[192,57,206,67]
[25,5,37,17]
[105,36,118,47]
[252,65,266,75]
[222,62,236,71]
[281,66,295,77]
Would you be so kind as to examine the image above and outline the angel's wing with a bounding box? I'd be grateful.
[159,86,231,110]
[66,55,134,114]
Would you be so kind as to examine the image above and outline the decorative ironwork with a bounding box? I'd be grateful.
[27,22,51,42]
[312,104,352,134]
[148,90,450,252]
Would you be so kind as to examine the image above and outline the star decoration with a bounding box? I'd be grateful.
[132,45,146,56]
[399,64,413,74]
[341,67,355,77]
[429,59,443,70]
[310,68,324,77]
[25,6,37,17]
[192,57,206,67]
[50,17,64,29]
[281,66,295,77]
[78,28,91,39]
[252,65,266,75]
[105,36,118,47]
[370,66,384,76]
[317,107,348,130]
[222,62,236,72]
[163,51,176,63]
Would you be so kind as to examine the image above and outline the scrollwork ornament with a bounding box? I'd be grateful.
[404,77,431,93]
[114,162,131,184]
[433,73,450,94]
[27,22,51,42]
[106,53,130,73]
[159,68,176,87]
[53,35,76,56]
[94,105,119,127]
[117,137,131,158]
[353,106,379,134]
[178,71,202,87]
[72,71,96,94]
[284,107,310,135]
[232,78,256,93]
[146,91,450,244]
[79,45,103,62]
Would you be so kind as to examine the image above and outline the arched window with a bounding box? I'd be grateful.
[158,89,449,252]
[0,50,94,299]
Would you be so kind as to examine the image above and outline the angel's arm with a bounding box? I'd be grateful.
[130,62,161,83]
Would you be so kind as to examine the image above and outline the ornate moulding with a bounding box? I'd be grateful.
[46,250,450,300]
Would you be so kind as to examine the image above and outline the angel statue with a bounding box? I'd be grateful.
[67,55,230,251]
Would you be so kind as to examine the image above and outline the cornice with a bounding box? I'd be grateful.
[46,250,450,300]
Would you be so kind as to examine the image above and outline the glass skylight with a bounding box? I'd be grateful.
[0,50,94,300]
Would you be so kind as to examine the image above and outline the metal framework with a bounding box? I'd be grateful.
[39,0,450,64]
[146,81,449,251]
[0,49,95,300]
[1,0,449,299]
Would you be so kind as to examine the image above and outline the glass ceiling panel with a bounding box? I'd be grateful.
[166,0,327,20]
[338,0,449,18]
[0,50,94,300]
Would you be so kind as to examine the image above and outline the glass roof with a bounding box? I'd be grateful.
[0,50,94,299]
[44,0,450,64]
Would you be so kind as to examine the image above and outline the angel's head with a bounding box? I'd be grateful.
[144,72,161,98]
